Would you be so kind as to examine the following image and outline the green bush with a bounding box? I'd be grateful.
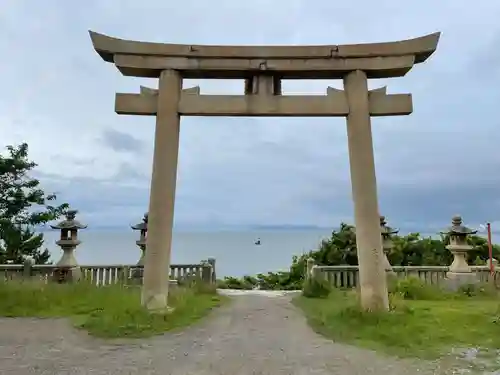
[457,282,497,298]
[187,279,218,295]
[388,291,415,313]
[220,220,500,292]
[254,272,303,290]
[302,277,331,298]
[216,273,304,291]
[389,277,445,300]
[217,276,254,290]
[388,277,498,301]
[215,279,228,289]
[458,283,478,297]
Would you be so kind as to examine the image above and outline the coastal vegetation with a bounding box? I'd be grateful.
[0,143,68,264]
[0,142,226,335]
[0,279,226,338]
[294,277,500,367]
[217,223,500,290]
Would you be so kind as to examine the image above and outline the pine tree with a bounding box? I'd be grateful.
[0,143,68,264]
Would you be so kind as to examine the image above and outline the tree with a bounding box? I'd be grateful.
[0,143,69,264]
[223,221,500,290]
[288,222,500,283]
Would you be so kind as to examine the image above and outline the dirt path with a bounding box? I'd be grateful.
[0,293,453,374]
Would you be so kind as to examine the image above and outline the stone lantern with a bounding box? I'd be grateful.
[50,210,87,282]
[130,212,148,282]
[131,212,148,266]
[380,215,398,274]
[441,215,478,288]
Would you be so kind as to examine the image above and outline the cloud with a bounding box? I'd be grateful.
[101,129,144,153]
[1,0,500,232]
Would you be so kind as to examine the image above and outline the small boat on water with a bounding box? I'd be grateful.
[254,238,261,245]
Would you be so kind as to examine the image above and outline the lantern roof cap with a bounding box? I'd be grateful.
[50,210,87,230]
[131,212,148,230]
[440,215,477,235]
[380,215,399,235]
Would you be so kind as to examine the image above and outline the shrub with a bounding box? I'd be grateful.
[458,283,478,297]
[217,276,254,290]
[389,277,445,300]
[188,279,218,295]
[302,277,331,298]
[254,272,298,290]
[388,291,415,314]
[457,282,497,298]
[216,279,229,289]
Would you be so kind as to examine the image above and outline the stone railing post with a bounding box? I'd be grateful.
[201,261,212,284]
[207,257,216,283]
[488,258,499,287]
[311,265,321,282]
[306,258,315,280]
[120,266,131,284]
[489,258,498,270]
[23,256,34,279]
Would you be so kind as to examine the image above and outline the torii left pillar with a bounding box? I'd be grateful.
[141,70,182,312]
[344,70,389,311]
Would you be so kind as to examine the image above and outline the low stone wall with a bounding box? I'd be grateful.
[0,259,216,286]
[306,261,500,289]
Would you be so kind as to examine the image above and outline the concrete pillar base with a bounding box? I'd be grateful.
[141,292,174,314]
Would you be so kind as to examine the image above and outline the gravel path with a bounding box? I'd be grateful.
[0,293,454,374]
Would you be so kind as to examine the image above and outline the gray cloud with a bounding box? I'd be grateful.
[101,129,144,153]
[1,0,500,231]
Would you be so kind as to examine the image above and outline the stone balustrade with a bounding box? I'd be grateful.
[2,212,497,291]
[306,214,500,291]
[0,261,216,286]
[308,264,499,289]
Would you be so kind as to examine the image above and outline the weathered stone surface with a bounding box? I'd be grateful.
[91,30,440,312]
[140,70,181,311]
[344,70,389,311]
[89,31,440,78]
[115,86,412,117]
[380,216,399,273]
[442,216,479,290]
[51,210,86,283]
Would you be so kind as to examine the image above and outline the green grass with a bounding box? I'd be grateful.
[294,288,500,359]
[0,280,227,338]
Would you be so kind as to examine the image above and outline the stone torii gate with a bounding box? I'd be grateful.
[89,31,440,312]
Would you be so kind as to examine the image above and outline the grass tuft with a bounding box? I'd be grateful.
[294,280,500,359]
[0,279,227,338]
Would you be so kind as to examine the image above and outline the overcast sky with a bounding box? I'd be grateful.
[1,0,499,232]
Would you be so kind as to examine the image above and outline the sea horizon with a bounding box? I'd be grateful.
[36,226,482,278]
[41,229,332,277]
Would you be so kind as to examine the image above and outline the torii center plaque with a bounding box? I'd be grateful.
[90,31,440,312]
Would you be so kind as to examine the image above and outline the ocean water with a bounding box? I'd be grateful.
[42,230,332,277]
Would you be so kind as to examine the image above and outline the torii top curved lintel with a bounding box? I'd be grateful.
[89,31,440,79]
[90,31,439,63]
